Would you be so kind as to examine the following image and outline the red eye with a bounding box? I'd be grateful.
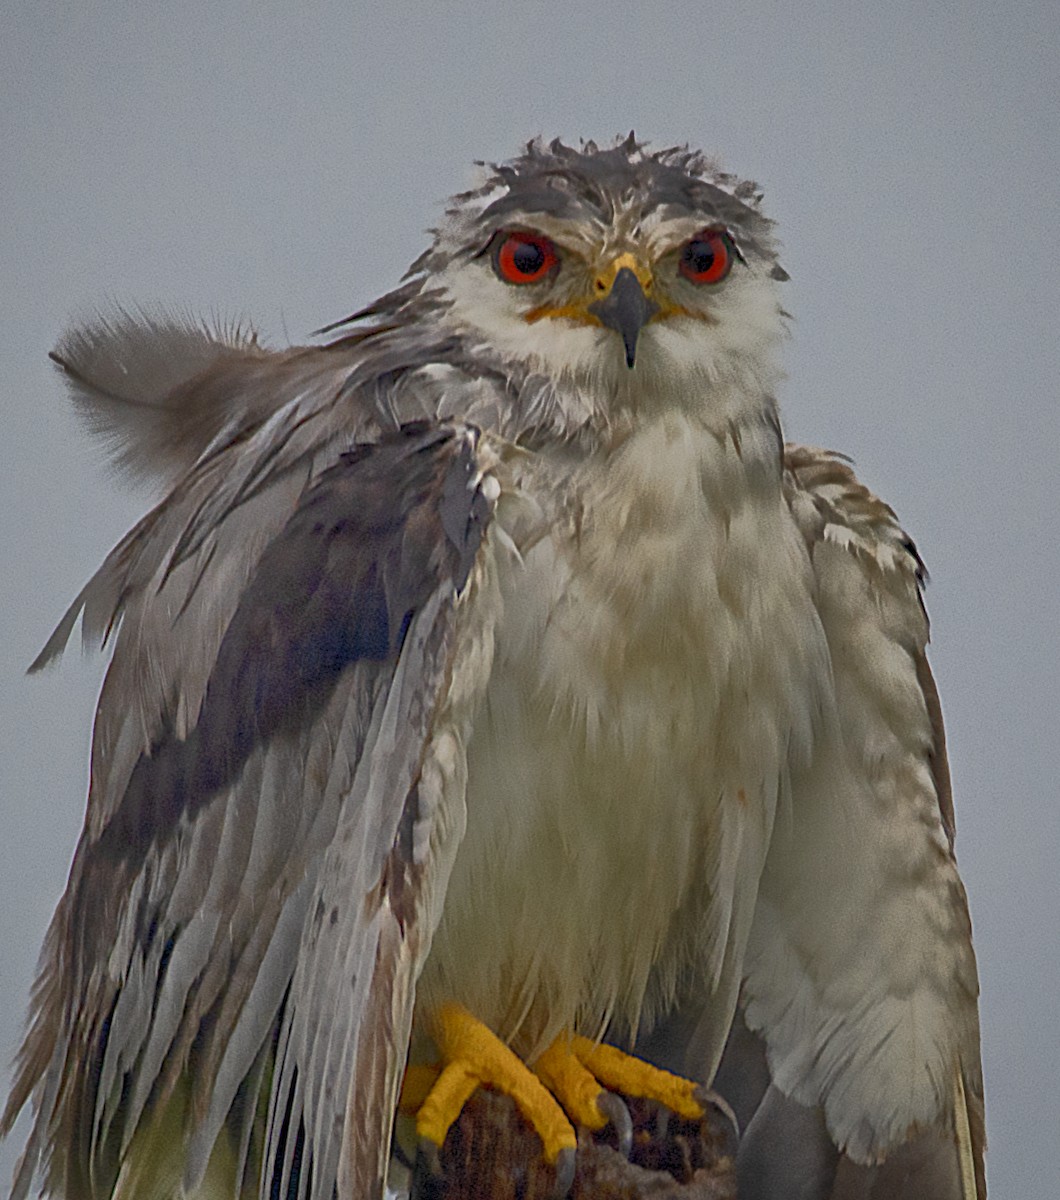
[679,229,734,285]
[493,232,558,284]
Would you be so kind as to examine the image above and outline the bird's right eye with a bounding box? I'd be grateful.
[493,232,558,284]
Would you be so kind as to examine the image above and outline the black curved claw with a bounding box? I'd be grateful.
[411,1138,446,1200]
[653,1099,670,1141]
[550,1145,577,1199]
[596,1090,634,1158]
[694,1084,740,1152]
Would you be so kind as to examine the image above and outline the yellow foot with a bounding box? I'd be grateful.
[404,1004,725,1194]
[533,1033,713,1159]
[557,1034,707,1119]
[411,1003,577,1190]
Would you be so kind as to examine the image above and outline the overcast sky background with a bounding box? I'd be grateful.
[1,2,1057,1195]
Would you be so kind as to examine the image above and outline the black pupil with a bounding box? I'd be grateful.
[684,239,716,275]
[513,239,545,275]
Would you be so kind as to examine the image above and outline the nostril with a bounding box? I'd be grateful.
[594,278,607,292]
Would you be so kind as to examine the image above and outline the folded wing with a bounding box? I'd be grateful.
[726,445,985,1199]
[3,320,500,1200]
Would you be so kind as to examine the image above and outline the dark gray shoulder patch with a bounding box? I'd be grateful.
[95,423,491,866]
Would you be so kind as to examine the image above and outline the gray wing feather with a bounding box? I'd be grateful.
[268,602,447,1200]
[4,313,500,1200]
[722,444,985,1199]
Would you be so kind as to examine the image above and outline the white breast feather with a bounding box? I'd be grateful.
[417,412,831,1070]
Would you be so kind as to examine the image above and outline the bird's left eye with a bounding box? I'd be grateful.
[493,232,558,284]
[679,229,734,285]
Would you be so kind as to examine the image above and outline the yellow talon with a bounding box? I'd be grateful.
[414,1003,577,1164]
[568,1035,705,1121]
[533,1038,610,1132]
[414,1060,481,1146]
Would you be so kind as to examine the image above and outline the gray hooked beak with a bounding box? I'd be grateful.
[588,267,659,369]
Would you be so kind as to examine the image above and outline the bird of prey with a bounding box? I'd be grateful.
[2,136,984,1200]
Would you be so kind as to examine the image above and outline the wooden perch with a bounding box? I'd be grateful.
[409,1088,737,1200]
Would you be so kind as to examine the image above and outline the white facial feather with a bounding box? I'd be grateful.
[435,246,787,434]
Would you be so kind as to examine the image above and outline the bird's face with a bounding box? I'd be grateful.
[422,139,790,418]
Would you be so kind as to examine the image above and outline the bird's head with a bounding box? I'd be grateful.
[413,136,790,424]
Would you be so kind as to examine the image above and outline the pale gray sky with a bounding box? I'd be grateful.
[2,2,1057,1195]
